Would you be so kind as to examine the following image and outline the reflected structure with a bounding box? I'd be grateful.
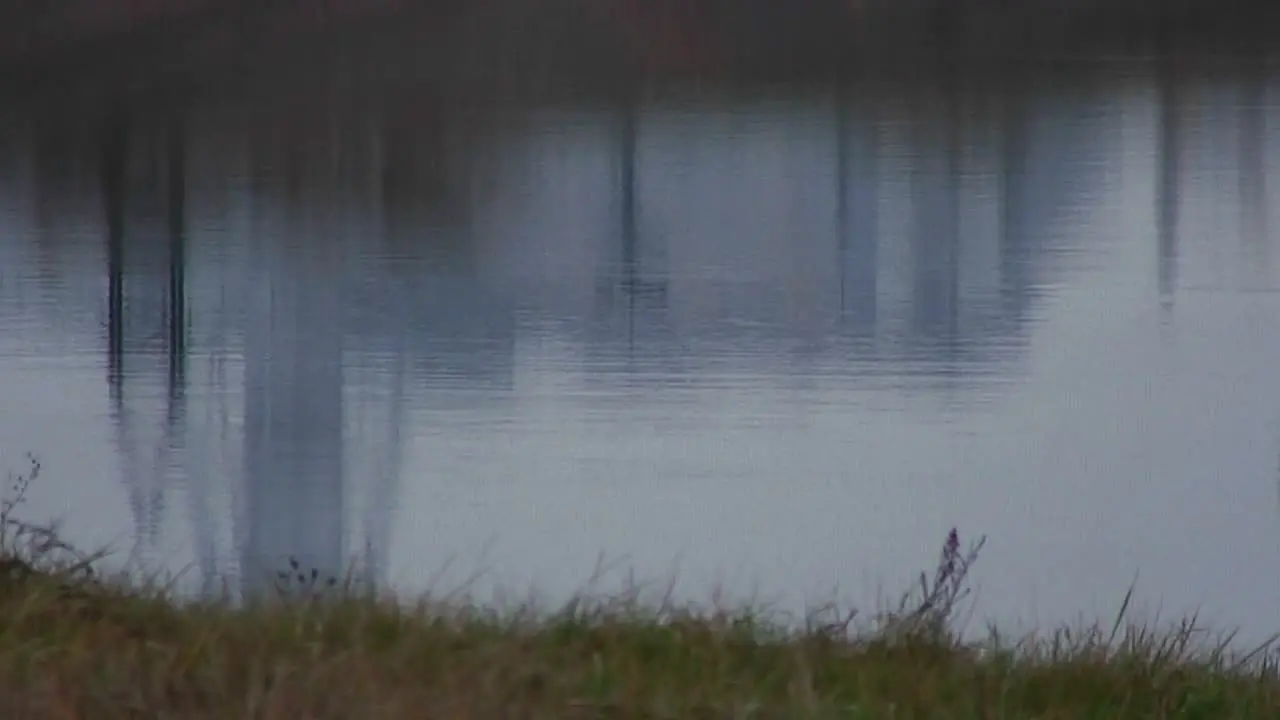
[99,109,190,568]
[7,58,1263,607]
[1239,58,1269,283]
[835,85,880,338]
[586,92,677,379]
[1157,55,1182,313]
[237,106,362,596]
[907,86,962,355]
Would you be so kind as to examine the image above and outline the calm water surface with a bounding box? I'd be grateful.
[2,56,1280,641]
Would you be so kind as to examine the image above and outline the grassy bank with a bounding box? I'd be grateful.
[1,457,1278,718]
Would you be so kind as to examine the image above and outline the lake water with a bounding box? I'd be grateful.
[2,50,1280,642]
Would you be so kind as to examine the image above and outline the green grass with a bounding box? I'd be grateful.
[1,455,1279,718]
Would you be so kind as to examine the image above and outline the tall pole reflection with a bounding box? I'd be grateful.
[163,108,192,583]
[167,110,188,389]
[621,91,639,353]
[910,76,961,349]
[1239,55,1267,280]
[1156,54,1181,314]
[999,71,1030,322]
[98,110,191,561]
[240,103,349,599]
[100,111,162,554]
[942,70,961,342]
[354,110,407,593]
[102,111,128,391]
[836,81,879,337]
[604,89,667,358]
[99,109,193,565]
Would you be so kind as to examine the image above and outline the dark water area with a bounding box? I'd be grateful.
[2,24,1280,642]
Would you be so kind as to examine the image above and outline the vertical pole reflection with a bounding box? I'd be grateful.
[942,69,961,343]
[1239,56,1268,280]
[240,107,348,600]
[163,108,192,587]
[999,71,1030,323]
[620,90,639,353]
[102,111,128,393]
[101,110,154,560]
[910,75,961,349]
[167,109,188,389]
[100,110,193,569]
[1156,54,1181,314]
[836,82,879,337]
[607,88,667,358]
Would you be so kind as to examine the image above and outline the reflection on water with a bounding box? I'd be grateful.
[2,57,1280,640]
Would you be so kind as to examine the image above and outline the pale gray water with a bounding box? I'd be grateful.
[2,58,1280,641]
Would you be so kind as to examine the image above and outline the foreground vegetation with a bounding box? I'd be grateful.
[1,456,1279,718]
